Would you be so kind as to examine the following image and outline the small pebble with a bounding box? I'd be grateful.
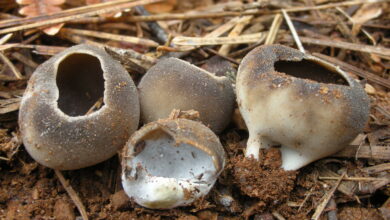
[365,83,376,95]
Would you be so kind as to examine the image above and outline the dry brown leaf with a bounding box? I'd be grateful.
[144,0,176,13]
[17,0,65,35]
[351,3,383,35]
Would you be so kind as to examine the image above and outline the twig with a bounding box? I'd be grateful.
[375,105,390,119]
[333,145,390,160]
[291,17,390,30]
[55,170,89,220]
[362,163,390,174]
[298,187,315,211]
[272,211,286,220]
[313,53,390,89]
[311,172,346,220]
[105,46,157,68]
[229,42,263,57]
[0,33,13,45]
[61,28,159,47]
[11,52,39,69]
[170,16,242,53]
[0,33,23,80]
[128,10,267,22]
[218,12,254,56]
[318,167,357,197]
[0,0,151,28]
[335,7,376,45]
[0,0,162,35]
[206,17,242,37]
[282,9,305,53]
[0,156,9,161]
[134,6,168,44]
[319,176,388,181]
[127,0,388,22]
[284,36,390,57]
[85,98,104,115]
[59,30,103,46]
[327,199,338,220]
[205,48,240,65]
[265,13,282,45]
[172,33,266,47]
[0,97,21,113]
[0,52,23,79]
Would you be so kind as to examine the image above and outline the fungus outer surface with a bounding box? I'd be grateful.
[138,57,235,134]
[236,44,370,170]
[19,44,140,170]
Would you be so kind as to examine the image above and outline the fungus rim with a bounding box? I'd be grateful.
[273,54,352,87]
[123,121,222,172]
[303,54,353,86]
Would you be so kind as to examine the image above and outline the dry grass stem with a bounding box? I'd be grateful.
[282,9,305,53]
[0,52,23,79]
[173,17,243,51]
[333,145,390,160]
[265,13,282,45]
[272,211,286,220]
[0,0,149,28]
[362,163,390,174]
[172,33,266,47]
[288,36,390,57]
[11,52,39,69]
[311,172,346,220]
[128,0,388,22]
[314,53,390,89]
[55,170,89,220]
[61,28,159,47]
[0,33,13,45]
[0,97,21,114]
[319,176,389,181]
[0,0,162,35]
[218,13,254,56]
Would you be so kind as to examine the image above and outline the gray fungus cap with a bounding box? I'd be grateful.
[19,44,140,170]
[138,58,235,134]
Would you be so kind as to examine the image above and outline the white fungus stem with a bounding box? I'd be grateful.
[245,136,262,160]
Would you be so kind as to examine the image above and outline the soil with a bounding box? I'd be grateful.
[231,149,297,203]
[0,129,387,219]
[0,1,389,219]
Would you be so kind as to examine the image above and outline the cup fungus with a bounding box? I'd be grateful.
[121,118,225,209]
[236,45,370,170]
[138,58,235,134]
[19,44,140,170]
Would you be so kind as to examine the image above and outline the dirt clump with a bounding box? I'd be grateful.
[338,207,384,220]
[231,148,297,204]
[53,198,76,220]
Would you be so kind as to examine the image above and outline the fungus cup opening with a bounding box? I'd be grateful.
[274,58,349,86]
[131,128,216,180]
[122,127,218,209]
[56,53,105,116]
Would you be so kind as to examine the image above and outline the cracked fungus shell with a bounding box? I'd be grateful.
[121,118,225,209]
[19,44,140,170]
[236,45,370,170]
[138,58,235,134]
